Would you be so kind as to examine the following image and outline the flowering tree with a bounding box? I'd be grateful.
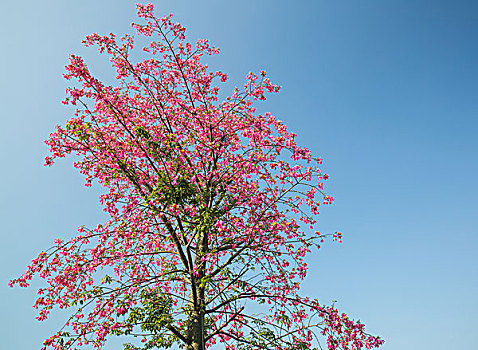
[10,4,384,350]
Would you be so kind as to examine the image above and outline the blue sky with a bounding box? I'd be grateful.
[1,1,477,349]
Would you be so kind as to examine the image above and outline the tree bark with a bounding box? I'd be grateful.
[185,310,204,350]
[185,229,207,350]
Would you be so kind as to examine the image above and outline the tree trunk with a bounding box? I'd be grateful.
[185,310,204,350]
[185,211,209,350]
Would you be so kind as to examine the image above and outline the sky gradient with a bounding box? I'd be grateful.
[1,1,477,349]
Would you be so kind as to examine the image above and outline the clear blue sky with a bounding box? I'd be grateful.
[1,1,477,349]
